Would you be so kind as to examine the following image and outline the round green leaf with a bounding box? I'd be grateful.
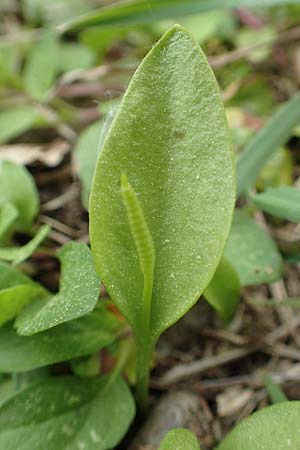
[217,402,300,450]
[90,25,235,340]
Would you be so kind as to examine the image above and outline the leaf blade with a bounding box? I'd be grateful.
[159,428,201,450]
[0,307,121,372]
[24,31,59,101]
[0,107,40,145]
[0,224,50,265]
[217,402,300,450]
[90,25,235,340]
[0,160,39,231]
[15,241,100,335]
[204,256,240,322]
[60,0,300,31]
[250,186,300,222]
[224,211,283,286]
[237,95,300,196]
[0,375,135,450]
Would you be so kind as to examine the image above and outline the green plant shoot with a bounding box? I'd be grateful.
[89,25,235,411]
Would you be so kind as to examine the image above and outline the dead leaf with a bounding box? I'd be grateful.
[0,140,70,167]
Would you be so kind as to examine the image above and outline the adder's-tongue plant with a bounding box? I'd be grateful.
[89,24,236,411]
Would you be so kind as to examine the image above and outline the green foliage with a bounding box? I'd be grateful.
[71,353,101,378]
[0,160,39,231]
[0,224,50,265]
[0,306,122,372]
[250,186,300,222]
[57,43,94,72]
[75,106,119,210]
[263,375,288,404]
[0,375,135,450]
[1,6,299,448]
[0,261,35,289]
[224,211,283,286]
[0,262,47,326]
[90,24,235,340]
[60,0,300,31]
[0,203,18,240]
[74,120,103,209]
[15,241,100,335]
[256,148,294,190]
[237,95,300,196]
[159,428,201,450]
[90,24,235,408]
[216,402,300,450]
[0,285,46,327]
[24,31,59,101]
[204,256,240,322]
[22,0,91,25]
[0,106,40,145]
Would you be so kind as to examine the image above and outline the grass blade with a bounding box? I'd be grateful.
[263,374,288,404]
[59,0,300,32]
[250,186,300,222]
[237,95,300,196]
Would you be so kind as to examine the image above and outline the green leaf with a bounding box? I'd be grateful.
[250,186,300,223]
[58,43,94,72]
[0,160,39,231]
[0,285,46,327]
[22,0,91,25]
[59,0,300,31]
[0,224,50,265]
[0,203,18,240]
[0,261,47,327]
[70,353,101,378]
[224,211,283,286]
[248,297,300,308]
[159,428,201,450]
[74,120,103,209]
[0,106,40,144]
[180,10,234,44]
[263,375,288,404]
[0,379,15,407]
[256,148,294,191]
[89,25,235,341]
[0,306,122,372]
[24,31,59,101]
[15,241,100,335]
[0,261,35,290]
[217,402,300,450]
[204,256,240,322]
[237,95,300,196]
[0,375,135,450]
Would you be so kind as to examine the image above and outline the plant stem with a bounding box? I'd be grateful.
[135,337,153,414]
